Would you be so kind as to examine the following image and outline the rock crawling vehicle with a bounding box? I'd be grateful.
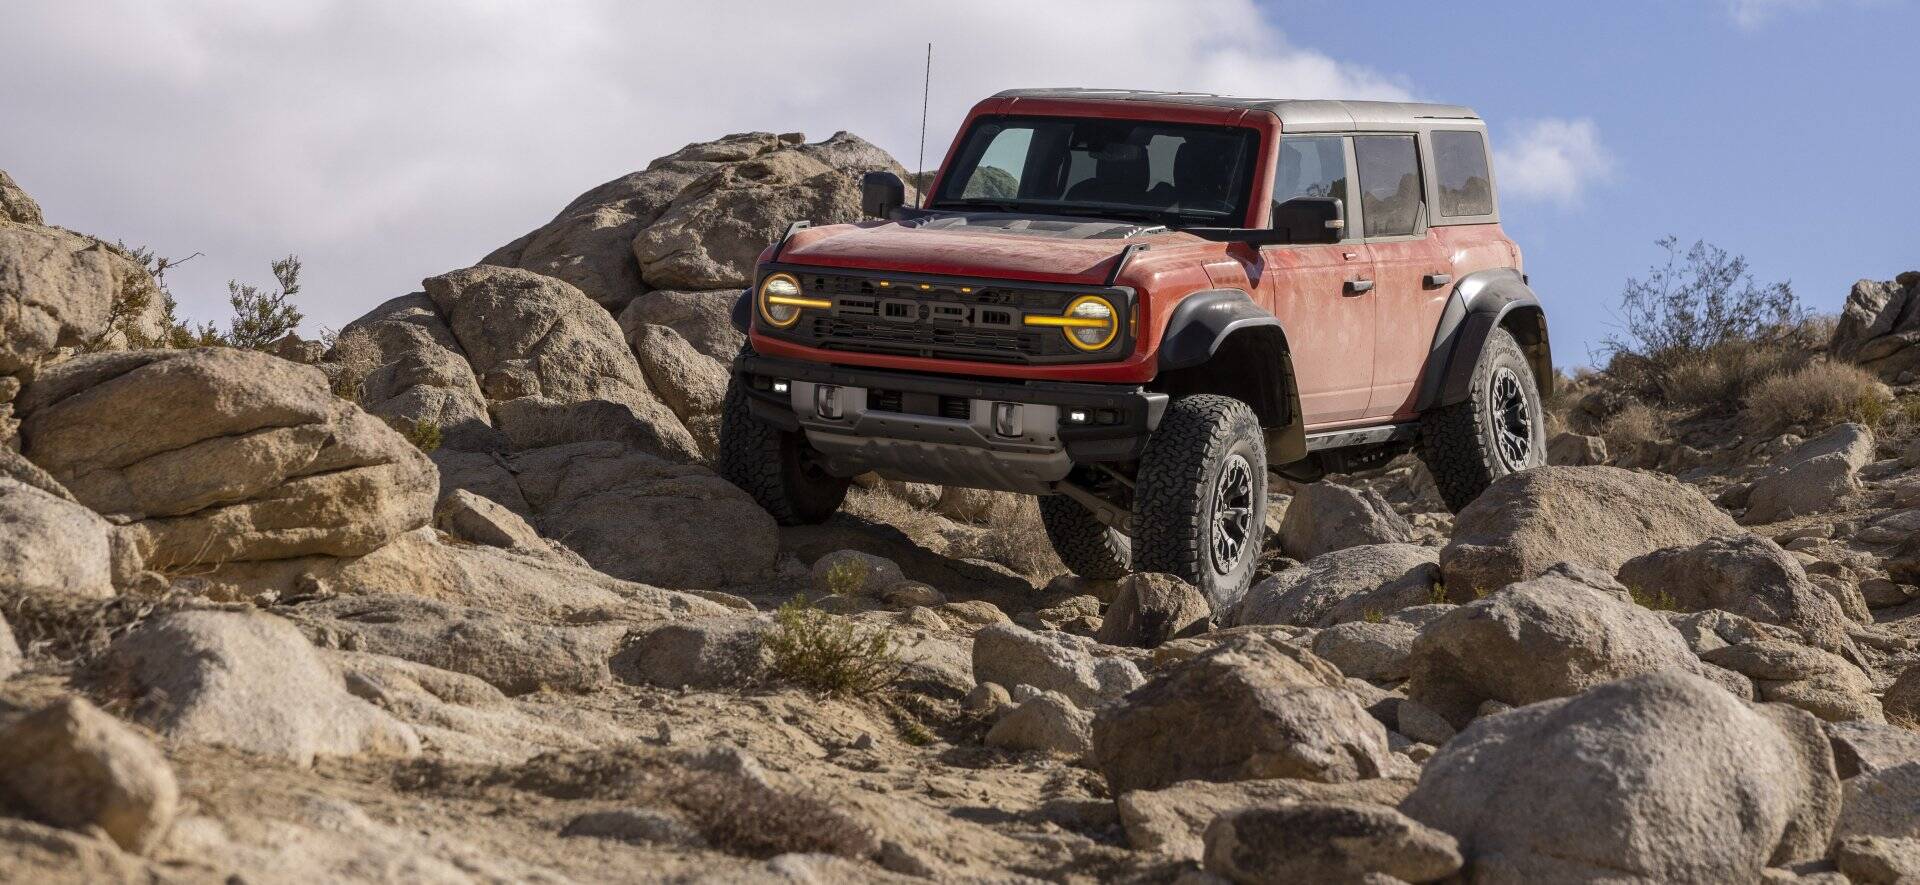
[720,89,1550,609]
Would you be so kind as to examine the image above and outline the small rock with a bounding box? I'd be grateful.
[1547,432,1608,466]
[1311,621,1417,682]
[561,808,704,848]
[1825,721,1920,779]
[1883,664,1920,725]
[1394,698,1457,746]
[809,550,905,598]
[971,623,1144,709]
[1116,776,1415,860]
[984,691,1092,756]
[1701,641,1882,723]
[963,682,1014,717]
[1833,835,1920,884]
[1091,635,1393,792]
[613,617,770,689]
[1834,761,1920,841]
[434,488,547,551]
[1095,573,1212,648]
[880,581,945,609]
[1203,801,1462,885]
[0,611,20,680]
[0,697,177,854]
[1234,543,1439,628]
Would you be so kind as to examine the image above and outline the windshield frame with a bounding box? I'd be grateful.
[927,114,1267,230]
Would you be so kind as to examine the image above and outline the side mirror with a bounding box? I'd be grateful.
[1270,197,1345,245]
[861,171,906,219]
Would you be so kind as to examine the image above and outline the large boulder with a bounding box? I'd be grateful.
[503,440,777,589]
[630,133,908,290]
[1234,543,1439,628]
[0,223,157,379]
[0,169,42,225]
[1742,423,1876,524]
[286,593,625,695]
[983,690,1093,757]
[1617,534,1856,655]
[1406,568,1712,727]
[626,322,729,456]
[422,265,698,459]
[96,610,419,766]
[1402,671,1841,883]
[0,477,115,598]
[1203,802,1462,884]
[1701,640,1882,723]
[336,292,499,452]
[1831,272,1920,375]
[16,348,437,572]
[484,132,907,312]
[0,697,177,854]
[1089,635,1394,793]
[1439,466,1740,600]
[1276,482,1414,561]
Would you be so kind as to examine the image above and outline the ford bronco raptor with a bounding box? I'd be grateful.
[719,88,1550,609]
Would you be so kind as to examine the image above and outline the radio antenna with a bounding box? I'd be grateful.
[916,42,931,208]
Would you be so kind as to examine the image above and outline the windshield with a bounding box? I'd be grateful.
[931,115,1262,227]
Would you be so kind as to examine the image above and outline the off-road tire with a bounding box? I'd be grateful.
[1039,494,1132,581]
[1131,394,1267,613]
[1418,327,1546,512]
[718,372,849,526]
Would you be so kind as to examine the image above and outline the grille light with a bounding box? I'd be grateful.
[758,273,827,328]
[1025,295,1118,351]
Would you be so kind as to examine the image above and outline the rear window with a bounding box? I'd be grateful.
[1433,130,1494,217]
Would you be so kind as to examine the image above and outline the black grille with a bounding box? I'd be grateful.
[762,269,1124,364]
[866,388,972,420]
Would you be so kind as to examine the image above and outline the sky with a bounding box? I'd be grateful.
[2,0,1914,368]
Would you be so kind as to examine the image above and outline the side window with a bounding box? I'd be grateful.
[1433,130,1493,217]
[1354,135,1424,238]
[1272,135,1348,208]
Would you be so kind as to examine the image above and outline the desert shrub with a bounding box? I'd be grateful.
[1629,586,1678,611]
[1601,401,1666,453]
[821,557,872,597]
[670,770,876,859]
[1745,361,1893,434]
[1603,237,1804,399]
[763,599,899,695]
[943,494,1067,578]
[324,328,381,401]
[224,255,306,350]
[1661,340,1814,407]
[406,420,442,453]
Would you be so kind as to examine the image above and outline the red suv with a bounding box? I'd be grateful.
[721,88,1551,607]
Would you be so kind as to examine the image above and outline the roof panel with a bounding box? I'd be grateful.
[992,88,1479,127]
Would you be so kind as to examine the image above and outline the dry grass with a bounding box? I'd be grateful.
[1744,361,1892,435]
[670,769,877,859]
[943,494,1066,578]
[763,599,900,696]
[325,328,381,402]
[1602,401,1667,453]
[2,588,198,665]
[1661,340,1813,408]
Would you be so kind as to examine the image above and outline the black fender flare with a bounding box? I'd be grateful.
[1154,289,1308,463]
[730,287,753,335]
[1415,268,1552,410]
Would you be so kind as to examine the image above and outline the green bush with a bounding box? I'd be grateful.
[764,599,899,696]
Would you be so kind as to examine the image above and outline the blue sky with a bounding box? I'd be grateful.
[1,1,1912,368]
[1267,0,1918,365]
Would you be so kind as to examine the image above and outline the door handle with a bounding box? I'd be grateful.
[1345,279,1374,295]
[1424,273,1452,288]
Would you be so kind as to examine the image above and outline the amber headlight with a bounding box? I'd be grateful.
[757,273,827,328]
[1026,295,1118,351]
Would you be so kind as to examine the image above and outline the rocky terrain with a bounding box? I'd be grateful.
[2,139,1918,884]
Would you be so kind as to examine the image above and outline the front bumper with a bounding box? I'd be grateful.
[736,354,1167,493]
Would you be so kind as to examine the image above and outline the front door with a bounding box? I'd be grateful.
[1257,134,1375,426]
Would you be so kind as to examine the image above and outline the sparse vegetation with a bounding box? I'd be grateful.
[822,557,872,597]
[669,770,876,859]
[1602,237,1805,401]
[223,255,307,350]
[1601,401,1667,454]
[1628,586,1679,612]
[763,599,900,696]
[406,419,443,453]
[324,328,381,401]
[1744,361,1892,434]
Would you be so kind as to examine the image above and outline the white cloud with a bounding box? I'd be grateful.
[0,0,1409,331]
[1493,118,1614,207]
[1725,0,1842,28]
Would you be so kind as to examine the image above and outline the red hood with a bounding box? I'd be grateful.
[773,220,1211,286]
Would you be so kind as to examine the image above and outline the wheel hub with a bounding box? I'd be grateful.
[1210,454,1254,575]
[1490,367,1534,469]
